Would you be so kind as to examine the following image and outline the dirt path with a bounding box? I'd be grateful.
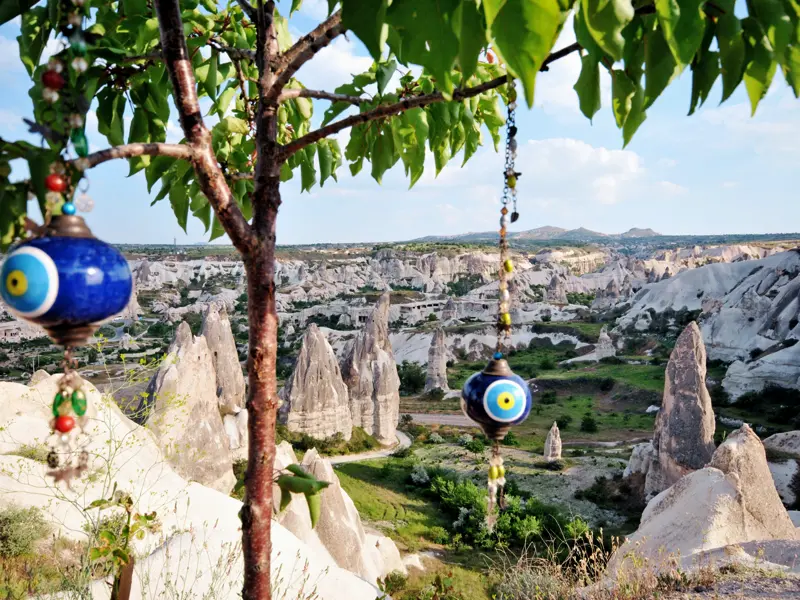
[327,431,412,464]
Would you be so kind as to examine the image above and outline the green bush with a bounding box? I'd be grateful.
[0,506,49,557]
[580,415,599,433]
[540,391,557,405]
[398,360,426,395]
[598,378,615,392]
[463,438,485,455]
[380,571,408,595]
[427,313,439,322]
[556,415,572,430]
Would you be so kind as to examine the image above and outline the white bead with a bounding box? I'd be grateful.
[500,289,510,302]
[509,138,518,152]
[500,214,509,228]
[509,102,517,110]
[74,158,90,171]
[48,58,64,73]
[71,57,89,73]
[75,193,94,212]
[68,113,84,128]
[42,88,59,103]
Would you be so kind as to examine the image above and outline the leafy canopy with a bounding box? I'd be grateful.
[1,0,798,246]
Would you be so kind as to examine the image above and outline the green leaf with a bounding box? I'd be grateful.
[219,117,250,134]
[279,489,292,512]
[169,182,190,232]
[129,108,150,143]
[574,54,601,120]
[623,81,647,146]
[97,90,126,147]
[296,97,313,120]
[123,0,148,17]
[644,25,682,109]
[0,184,28,251]
[17,7,51,76]
[112,548,131,565]
[209,215,226,241]
[318,142,334,187]
[751,0,792,60]
[371,127,396,184]
[454,0,486,79]
[276,473,329,495]
[742,17,778,115]
[688,50,720,115]
[300,146,317,192]
[611,69,636,128]
[579,0,634,62]
[99,530,117,545]
[291,0,304,15]
[145,156,176,192]
[655,0,707,65]
[376,59,397,96]
[306,492,322,528]
[201,0,218,12]
[26,149,56,217]
[716,2,746,101]
[343,0,388,59]
[485,0,566,107]
[203,52,219,101]
[214,86,237,117]
[0,0,39,26]
[784,45,800,96]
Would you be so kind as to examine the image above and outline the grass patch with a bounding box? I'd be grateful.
[538,364,665,393]
[276,425,380,456]
[335,458,451,552]
[531,321,607,342]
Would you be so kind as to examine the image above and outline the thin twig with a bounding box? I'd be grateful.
[276,10,343,75]
[234,59,255,126]
[277,88,367,105]
[72,143,193,168]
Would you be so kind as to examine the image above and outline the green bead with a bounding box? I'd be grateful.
[71,390,87,417]
[71,128,89,157]
[70,34,88,56]
[53,392,68,417]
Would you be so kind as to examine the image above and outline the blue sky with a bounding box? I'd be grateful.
[2,0,799,245]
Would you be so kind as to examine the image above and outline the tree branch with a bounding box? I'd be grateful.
[279,42,584,160]
[276,10,343,75]
[278,88,367,105]
[72,143,193,169]
[154,0,256,253]
[236,0,257,21]
[265,13,344,106]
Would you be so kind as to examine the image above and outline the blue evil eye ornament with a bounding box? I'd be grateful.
[461,353,533,440]
[0,215,132,346]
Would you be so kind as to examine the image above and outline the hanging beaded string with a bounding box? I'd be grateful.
[487,77,521,528]
[36,0,95,488]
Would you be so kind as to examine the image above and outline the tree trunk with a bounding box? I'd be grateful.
[241,174,281,600]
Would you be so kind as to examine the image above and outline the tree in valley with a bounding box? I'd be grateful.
[1,0,799,598]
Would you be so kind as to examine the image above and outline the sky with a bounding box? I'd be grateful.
[1,0,799,245]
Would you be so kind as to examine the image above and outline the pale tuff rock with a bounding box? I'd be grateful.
[623,442,656,478]
[145,321,235,493]
[223,409,248,461]
[764,431,800,507]
[595,326,616,359]
[442,298,457,321]
[280,324,353,441]
[543,422,562,461]
[424,328,450,392]
[608,425,798,577]
[764,431,800,458]
[341,293,400,444]
[546,274,568,304]
[300,448,407,583]
[201,304,246,416]
[643,322,716,499]
[0,375,381,600]
[28,369,51,386]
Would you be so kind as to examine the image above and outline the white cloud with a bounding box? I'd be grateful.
[657,158,678,168]
[299,0,331,21]
[721,181,739,188]
[657,180,687,195]
[295,36,372,92]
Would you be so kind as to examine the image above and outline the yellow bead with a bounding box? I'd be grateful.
[503,259,514,273]
[498,465,505,477]
[507,176,517,189]
[500,313,511,326]
[489,466,499,480]
[508,88,517,103]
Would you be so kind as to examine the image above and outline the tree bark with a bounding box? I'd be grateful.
[242,174,281,600]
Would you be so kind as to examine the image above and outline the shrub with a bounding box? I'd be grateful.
[457,434,473,446]
[580,415,599,433]
[0,506,49,557]
[379,571,408,596]
[501,431,520,446]
[427,313,439,322]
[464,438,486,455]
[428,432,445,444]
[399,413,414,428]
[599,378,615,392]
[540,391,557,405]
[424,388,446,402]
[397,360,426,395]
[556,415,572,430]
[391,446,412,459]
[539,459,566,471]
[709,385,730,406]
[539,357,556,370]
[599,356,624,365]
[410,464,430,485]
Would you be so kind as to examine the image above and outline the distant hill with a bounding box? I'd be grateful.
[411,225,660,244]
[619,227,661,238]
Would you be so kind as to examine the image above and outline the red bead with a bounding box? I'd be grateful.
[42,70,65,90]
[45,173,67,193]
[55,415,75,433]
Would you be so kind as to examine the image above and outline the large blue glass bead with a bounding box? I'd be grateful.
[461,364,532,440]
[0,235,132,332]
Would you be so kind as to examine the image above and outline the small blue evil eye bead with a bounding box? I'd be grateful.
[61,202,77,216]
[0,246,59,318]
[461,367,533,439]
[483,378,529,423]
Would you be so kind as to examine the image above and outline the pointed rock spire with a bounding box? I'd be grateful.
[424,328,450,393]
[544,422,562,461]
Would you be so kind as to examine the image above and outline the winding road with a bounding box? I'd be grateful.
[328,430,412,464]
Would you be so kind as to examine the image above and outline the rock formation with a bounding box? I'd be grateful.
[764,431,800,507]
[223,409,249,461]
[442,298,457,321]
[299,448,406,583]
[624,322,716,499]
[424,328,449,393]
[543,422,561,460]
[145,321,235,493]
[764,431,800,457]
[280,324,353,440]
[341,293,400,444]
[546,274,568,304]
[595,326,616,359]
[0,375,382,600]
[608,425,799,577]
[201,304,246,415]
